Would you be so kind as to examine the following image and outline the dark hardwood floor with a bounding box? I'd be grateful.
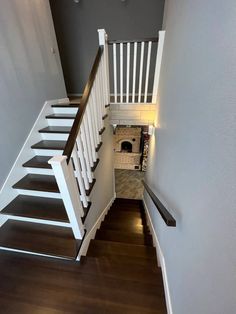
[0,198,167,313]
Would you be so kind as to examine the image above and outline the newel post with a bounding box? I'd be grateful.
[49,156,85,240]
[152,30,166,104]
[98,28,110,105]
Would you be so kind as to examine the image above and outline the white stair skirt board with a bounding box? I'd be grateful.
[142,197,173,314]
[76,193,116,261]
[0,98,69,212]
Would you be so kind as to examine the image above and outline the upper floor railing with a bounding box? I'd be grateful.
[108,31,165,104]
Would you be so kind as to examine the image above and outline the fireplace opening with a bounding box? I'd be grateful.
[121,141,132,153]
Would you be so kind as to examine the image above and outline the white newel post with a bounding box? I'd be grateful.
[152,30,166,104]
[98,28,110,105]
[49,156,85,240]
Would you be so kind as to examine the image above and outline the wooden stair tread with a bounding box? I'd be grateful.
[1,195,69,222]
[31,140,66,150]
[87,239,156,259]
[51,103,80,108]
[12,174,59,193]
[80,256,162,284]
[39,126,71,134]
[100,220,149,234]
[0,220,78,259]
[46,114,76,119]
[23,156,52,169]
[96,229,153,246]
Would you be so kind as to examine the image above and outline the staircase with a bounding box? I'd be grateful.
[0,198,167,313]
[0,101,86,259]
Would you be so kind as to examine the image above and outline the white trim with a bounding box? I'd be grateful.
[77,194,116,260]
[67,93,83,97]
[3,215,71,228]
[142,197,173,314]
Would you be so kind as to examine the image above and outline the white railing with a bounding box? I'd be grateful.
[49,29,109,240]
[108,31,165,104]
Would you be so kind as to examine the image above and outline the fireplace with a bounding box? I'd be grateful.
[121,141,132,152]
[114,127,142,170]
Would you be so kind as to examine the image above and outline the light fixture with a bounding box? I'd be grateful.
[74,0,80,3]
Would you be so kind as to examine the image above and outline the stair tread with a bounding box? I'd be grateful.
[87,239,156,259]
[100,220,149,234]
[1,195,69,222]
[23,156,52,169]
[12,174,59,193]
[51,103,80,108]
[31,140,66,150]
[0,220,78,259]
[80,256,162,284]
[96,229,153,246]
[39,126,71,134]
[46,114,76,119]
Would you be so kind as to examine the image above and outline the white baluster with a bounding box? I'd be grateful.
[79,128,93,183]
[113,43,117,103]
[144,41,152,103]
[72,148,88,208]
[138,42,145,103]
[132,42,137,103]
[49,156,84,239]
[76,135,90,190]
[81,120,93,168]
[85,106,97,163]
[120,43,123,103]
[126,43,130,103]
[91,89,101,145]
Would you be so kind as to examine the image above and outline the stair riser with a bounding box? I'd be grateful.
[47,119,74,127]
[41,133,69,141]
[25,168,54,175]
[32,149,64,156]
[1,215,71,228]
[53,107,78,114]
[15,190,61,199]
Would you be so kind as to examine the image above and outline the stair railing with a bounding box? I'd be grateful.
[108,30,165,104]
[49,29,110,240]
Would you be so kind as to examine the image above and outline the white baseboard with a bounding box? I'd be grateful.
[0,97,69,216]
[77,194,116,260]
[142,198,173,314]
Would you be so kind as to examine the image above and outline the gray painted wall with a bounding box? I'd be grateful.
[0,0,67,189]
[50,0,165,93]
[144,0,236,313]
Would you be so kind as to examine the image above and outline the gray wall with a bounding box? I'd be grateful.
[144,0,236,313]
[0,0,67,189]
[50,0,165,93]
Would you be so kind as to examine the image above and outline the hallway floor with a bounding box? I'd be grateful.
[115,169,145,199]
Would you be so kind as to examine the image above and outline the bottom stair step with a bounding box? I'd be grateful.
[0,220,79,260]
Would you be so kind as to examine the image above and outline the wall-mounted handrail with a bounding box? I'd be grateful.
[108,37,158,44]
[63,46,104,162]
[142,180,176,227]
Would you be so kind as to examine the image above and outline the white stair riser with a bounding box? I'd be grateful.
[53,107,78,114]
[16,190,61,199]
[32,149,64,156]
[25,167,54,175]
[41,133,69,141]
[47,119,74,127]
[2,215,71,228]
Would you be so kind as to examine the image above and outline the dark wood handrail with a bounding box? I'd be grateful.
[63,46,104,162]
[108,37,158,45]
[142,180,176,227]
